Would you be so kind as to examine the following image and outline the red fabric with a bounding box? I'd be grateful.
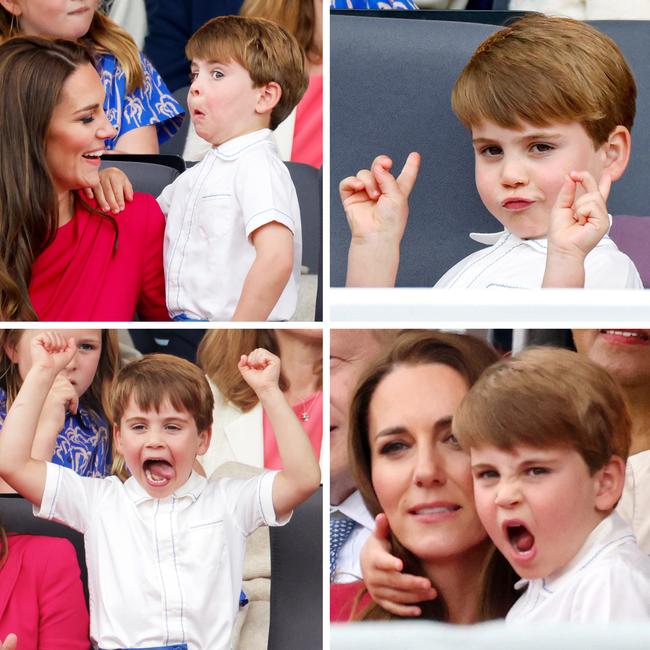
[262,392,323,470]
[291,75,322,168]
[0,535,90,649]
[330,580,371,622]
[29,193,169,321]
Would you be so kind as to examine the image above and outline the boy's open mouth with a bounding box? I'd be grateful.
[143,459,176,487]
[506,521,535,555]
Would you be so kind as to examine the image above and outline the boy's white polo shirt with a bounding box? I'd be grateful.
[159,128,302,320]
[35,462,288,650]
[435,228,642,288]
[506,511,650,622]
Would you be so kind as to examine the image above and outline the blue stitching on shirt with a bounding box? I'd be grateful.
[578,534,636,570]
[154,500,171,644]
[447,233,513,287]
[170,496,186,642]
[463,241,528,287]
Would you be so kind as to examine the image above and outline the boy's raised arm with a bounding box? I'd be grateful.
[232,222,294,321]
[238,349,320,519]
[542,171,611,288]
[0,333,77,507]
[343,152,420,287]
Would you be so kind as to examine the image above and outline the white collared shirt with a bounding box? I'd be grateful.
[330,490,375,584]
[159,128,302,320]
[507,511,650,623]
[435,227,642,289]
[618,449,650,554]
[36,462,288,650]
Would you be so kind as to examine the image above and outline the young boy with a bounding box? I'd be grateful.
[102,16,307,321]
[342,15,642,289]
[0,333,320,649]
[453,347,650,621]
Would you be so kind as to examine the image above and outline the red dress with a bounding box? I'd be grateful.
[29,193,169,322]
[291,75,322,168]
[0,535,90,649]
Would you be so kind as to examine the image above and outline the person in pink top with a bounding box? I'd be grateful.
[0,525,90,650]
[0,36,167,322]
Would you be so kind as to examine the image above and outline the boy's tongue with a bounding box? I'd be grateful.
[144,460,175,483]
[514,528,534,552]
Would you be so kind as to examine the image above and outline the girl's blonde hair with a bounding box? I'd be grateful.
[0,329,120,422]
[0,7,144,93]
[240,0,322,66]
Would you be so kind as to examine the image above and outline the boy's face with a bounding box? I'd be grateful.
[470,444,604,580]
[188,58,267,146]
[114,396,211,499]
[472,120,605,239]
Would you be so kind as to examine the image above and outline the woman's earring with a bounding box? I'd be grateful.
[8,13,16,37]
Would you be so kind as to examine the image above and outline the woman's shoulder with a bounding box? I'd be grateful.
[115,192,166,231]
[9,534,77,566]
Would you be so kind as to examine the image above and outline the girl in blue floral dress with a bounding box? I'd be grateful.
[0,329,120,486]
[0,1,183,153]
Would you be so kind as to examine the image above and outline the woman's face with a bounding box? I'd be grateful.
[3,0,97,40]
[45,62,116,194]
[369,363,488,564]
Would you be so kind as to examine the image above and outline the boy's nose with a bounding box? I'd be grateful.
[494,480,521,507]
[500,158,528,188]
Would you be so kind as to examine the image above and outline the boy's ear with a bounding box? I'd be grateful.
[593,454,626,512]
[601,125,631,182]
[255,82,282,116]
[113,424,123,455]
[197,425,212,456]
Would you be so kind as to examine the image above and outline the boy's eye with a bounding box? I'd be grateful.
[165,423,182,431]
[526,466,549,476]
[210,69,224,80]
[530,143,554,153]
[480,145,502,157]
[130,423,146,431]
[189,71,198,82]
[475,469,498,480]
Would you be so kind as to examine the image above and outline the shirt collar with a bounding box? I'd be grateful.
[514,511,636,593]
[470,215,615,251]
[123,469,207,505]
[210,128,274,161]
[330,489,375,530]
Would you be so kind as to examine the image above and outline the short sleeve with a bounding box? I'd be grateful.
[99,52,185,149]
[219,471,291,536]
[584,246,643,288]
[234,154,297,239]
[34,463,107,534]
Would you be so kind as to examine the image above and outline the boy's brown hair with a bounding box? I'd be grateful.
[186,15,308,130]
[453,347,631,473]
[451,15,636,147]
[111,354,214,433]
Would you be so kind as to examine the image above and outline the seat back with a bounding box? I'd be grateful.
[268,487,322,650]
[160,85,191,157]
[99,155,184,197]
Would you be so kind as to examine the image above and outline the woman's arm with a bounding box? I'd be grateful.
[238,349,320,519]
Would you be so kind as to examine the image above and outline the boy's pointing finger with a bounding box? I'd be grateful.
[396,152,421,197]
[598,172,612,202]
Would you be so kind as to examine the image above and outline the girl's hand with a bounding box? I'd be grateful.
[83,167,134,213]
[238,348,281,396]
[1,634,17,650]
[340,152,420,245]
[30,333,76,376]
[38,374,79,434]
[361,513,436,617]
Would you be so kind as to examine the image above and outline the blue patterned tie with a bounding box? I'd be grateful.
[330,514,356,581]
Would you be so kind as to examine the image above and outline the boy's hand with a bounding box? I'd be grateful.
[361,513,436,616]
[30,333,76,376]
[38,374,79,434]
[238,348,281,396]
[83,167,134,213]
[340,152,420,244]
[547,170,611,259]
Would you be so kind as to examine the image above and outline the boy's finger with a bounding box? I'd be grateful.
[374,512,392,541]
[554,175,577,210]
[339,176,365,201]
[598,171,612,202]
[396,152,421,197]
[358,168,380,200]
[107,177,125,211]
[373,161,400,198]
[125,178,134,202]
[93,184,111,212]
[570,170,599,196]
[371,154,393,173]
[84,187,94,199]
[376,599,422,618]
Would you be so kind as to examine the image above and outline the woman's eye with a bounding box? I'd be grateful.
[443,433,461,448]
[80,115,94,124]
[531,142,553,153]
[78,343,96,351]
[379,440,408,455]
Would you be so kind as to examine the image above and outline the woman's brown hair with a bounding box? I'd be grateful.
[0,7,144,92]
[348,331,517,621]
[0,37,117,320]
[240,0,322,66]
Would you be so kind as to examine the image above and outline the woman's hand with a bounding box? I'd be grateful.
[30,333,76,377]
[238,348,281,397]
[361,513,436,617]
[83,167,134,213]
[341,152,420,287]
[1,634,17,650]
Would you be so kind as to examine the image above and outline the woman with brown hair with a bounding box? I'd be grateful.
[197,329,322,475]
[0,37,167,320]
[0,0,183,153]
[341,331,517,622]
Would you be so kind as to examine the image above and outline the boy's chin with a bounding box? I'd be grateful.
[495,217,549,240]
